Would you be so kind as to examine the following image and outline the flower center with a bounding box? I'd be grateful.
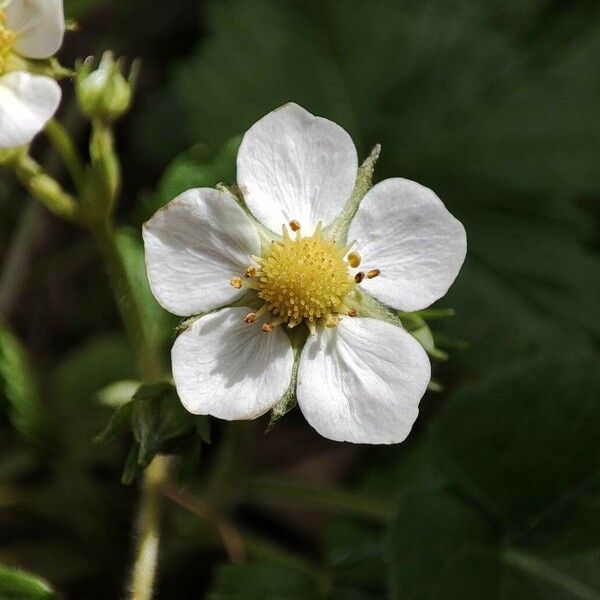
[231,221,361,334]
[0,11,15,73]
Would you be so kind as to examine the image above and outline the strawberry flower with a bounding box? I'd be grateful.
[144,103,466,444]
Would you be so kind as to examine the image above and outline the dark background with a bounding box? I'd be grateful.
[1,0,599,598]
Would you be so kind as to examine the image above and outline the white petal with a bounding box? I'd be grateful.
[143,188,261,317]
[0,72,60,149]
[172,307,294,420]
[348,178,467,311]
[297,317,430,444]
[5,0,65,59]
[237,103,358,233]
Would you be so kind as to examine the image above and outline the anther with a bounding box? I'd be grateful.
[230,276,243,289]
[262,321,274,333]
[354,271,365,284]
[367,269,381,279]
[244,266,257,278]
[244,312,257,324]
[347,251,361,268]
[325,316,339,328]
[289,220,301,232]
[347,308,358,317]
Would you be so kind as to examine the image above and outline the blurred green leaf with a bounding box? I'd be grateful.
[386,489,600,599]
[0,321,48,446]
[387,490,498,599]
[431,338,600,532]
[135,137,241,224]
[0,565,56,599]
[207,563,320,600]
[116,228,177,348]
[52,333,136,408]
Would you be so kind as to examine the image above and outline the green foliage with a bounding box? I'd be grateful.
[0,565,56,600]
[116,227,178,348]
[0,322,48,447]
[98,381,210,484]
[134,137,241,224]
[431,339,600,531]
[207,563,320,600]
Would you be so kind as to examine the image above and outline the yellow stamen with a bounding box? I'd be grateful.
[289,219,301,232]
[367,269,381,279]
[230,276,243,289]
[0,11,15,73]
[347,251,361,268]
[261,321,274,333]
[347,308,358,317]
[244,266,256,278]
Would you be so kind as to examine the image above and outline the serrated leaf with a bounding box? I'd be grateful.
[431,337,600,532]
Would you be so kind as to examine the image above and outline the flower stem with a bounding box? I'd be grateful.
[129,455,169,600]
[44,119,86,192]
[90,219,166,599]
[244,476,396,522]
[91,220,161,380]
[12,154,78,222]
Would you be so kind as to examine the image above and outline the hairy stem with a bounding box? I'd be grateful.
[44,119,86,192]
[129,455,170,600]
[92,220,160,380]
[91,219,166,600]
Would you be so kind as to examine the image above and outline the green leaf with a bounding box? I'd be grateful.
[387,490,498,599]
[131,383,192,467]
[116,228,178,347]
[135,137,241,224]
[386,489,600,599]
[0,565,56,599]
[431,338,600,532]
[207,563,320,600]
[0,321,48,446]
[97,381,210,482]
[52,333,137,408]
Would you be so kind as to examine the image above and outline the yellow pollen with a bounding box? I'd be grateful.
[0,11,15,73]
[367,268,381,279]
[230,276,243,289]
[251,222,355,331]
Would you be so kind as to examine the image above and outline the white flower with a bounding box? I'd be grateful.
[143,103,467,444]
[0,0,64,149]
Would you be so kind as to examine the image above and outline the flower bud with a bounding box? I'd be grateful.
[75,52,138,122]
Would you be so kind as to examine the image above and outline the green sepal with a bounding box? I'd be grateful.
[399,313,449,361]
[325,144,381,244]
[267,327,307,430]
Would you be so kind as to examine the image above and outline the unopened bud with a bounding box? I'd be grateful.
[75,52,138,122]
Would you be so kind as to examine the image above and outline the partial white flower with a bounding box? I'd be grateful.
[144,103,467,444]
[0,0,64,149]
